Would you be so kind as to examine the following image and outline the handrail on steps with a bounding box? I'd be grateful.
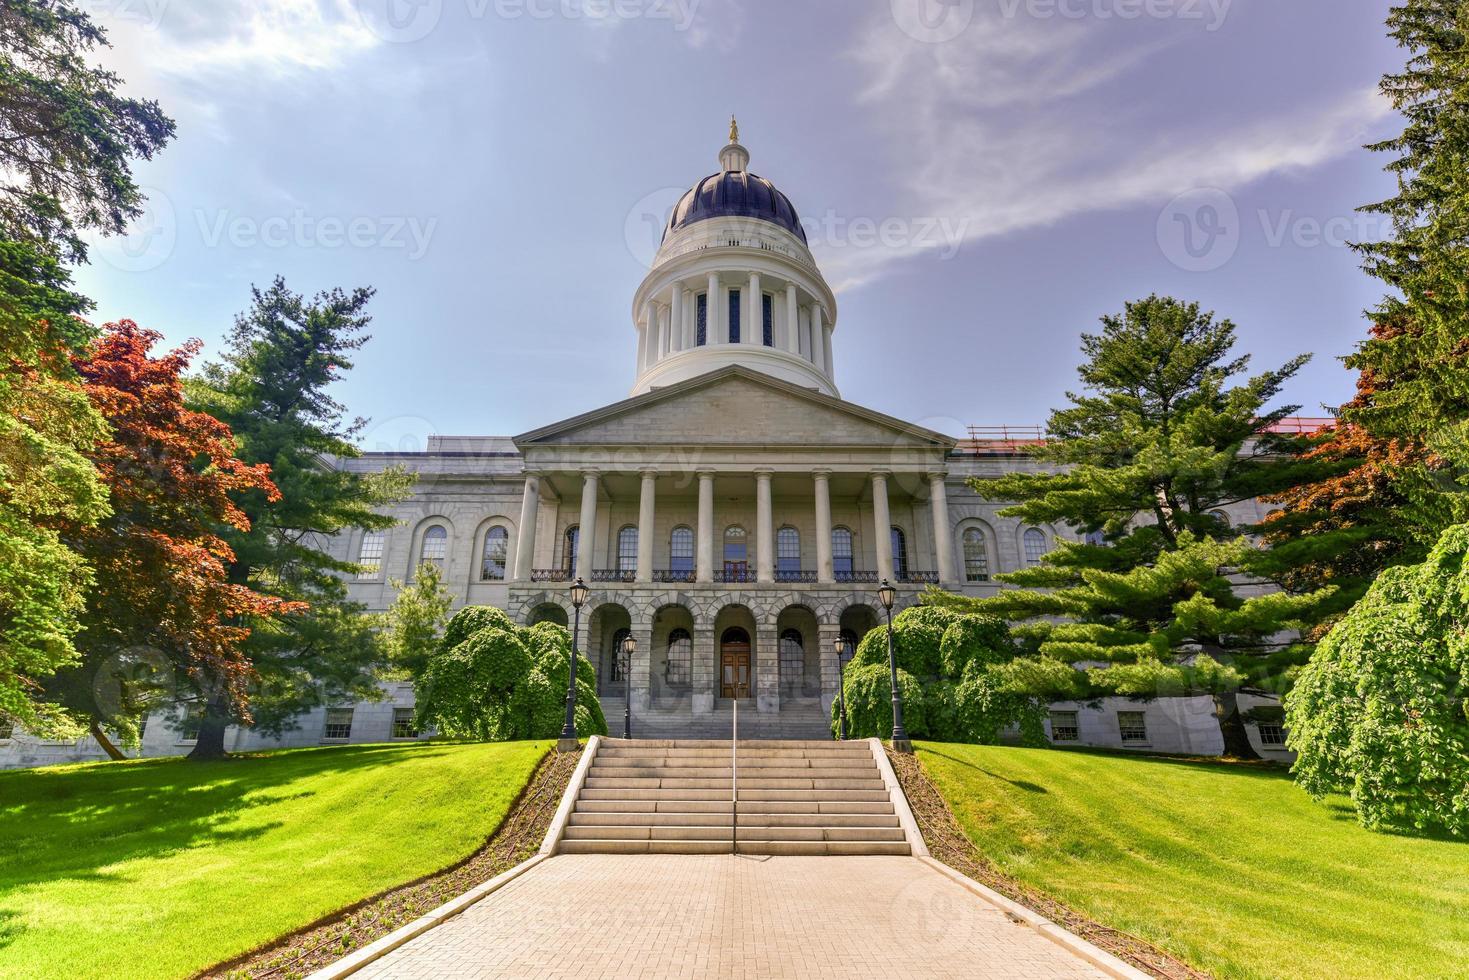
[731,699,738,855]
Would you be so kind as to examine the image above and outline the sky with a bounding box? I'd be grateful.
[78,0,1404,452]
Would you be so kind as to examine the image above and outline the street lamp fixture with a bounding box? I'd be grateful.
[876,579,911,753]
[559,577,589,751]
[620,633,636,740]
[832,635,848,741]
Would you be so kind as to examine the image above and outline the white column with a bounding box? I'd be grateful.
[822,321,834,381]
[513,472,540,581]
[785,284,800,354]
[929,472,954,583]
[683,287,695,349]
[669,285,683,353]
[812,304,827,372]
[637,469,656,582]
[871,471,894,582]
[755,469,774,583]
[642,302,657,367]
[696,470,715,583]
[636,320,648,371]
[576,470,599,580]
[707,273,721,344]
[748,272,761,344]
[658,304,670,356]
[814,469,833,584]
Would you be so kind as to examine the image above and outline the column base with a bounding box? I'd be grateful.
[556,737,581,752]
[888,738,914,754]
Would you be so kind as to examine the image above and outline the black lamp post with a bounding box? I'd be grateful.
[877,579,911,753]
[619,633,636,740]
[832,635,848,741]
[559,577,589,750]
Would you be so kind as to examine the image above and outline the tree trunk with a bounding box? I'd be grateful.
[1213,691,1263,760]
[89,718,126,761]
[187,694,231,761]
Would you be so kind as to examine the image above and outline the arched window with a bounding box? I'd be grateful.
[1209,509,1231,529]
[617,525,638,574]
[419,525,448,570]
[832,526,854,579]
[778,629,804,700]
[1083,529,1106,547]
[665,628,692,687]
[481,526,508,581]
[890,526,908,578]
[669,525,694,577]
[776,526,801,578]
[762,293,774,347]
[357,529,386,579]
[962,528,989,582]
[723,525,748,580]
[696,293,708,346]
[608,627,630,683]
[563,525,579,574]
[1023,528,1048,566]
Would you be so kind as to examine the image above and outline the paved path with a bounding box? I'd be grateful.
[356,855,1110,979]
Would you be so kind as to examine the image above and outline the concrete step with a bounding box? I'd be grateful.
[597,739,852,750]
[573,799,896,815]
[577,787,892,802]
[589,765,876,780]
[557,839,911,856]
[595,751,873,765]
[562,825,909,843]
[568,811,899,828]
[584,776,886,790]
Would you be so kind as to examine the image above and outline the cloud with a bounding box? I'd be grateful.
[821,7,1392,291]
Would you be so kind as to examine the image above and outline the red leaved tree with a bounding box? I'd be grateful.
[54,320,302,757]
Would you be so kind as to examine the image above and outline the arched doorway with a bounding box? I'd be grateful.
[719,627,751,700]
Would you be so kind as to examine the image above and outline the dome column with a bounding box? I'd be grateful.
[747,272,761,344]
[707,272,721,345]
[785,283,800,354]
[812,304,827,373]
[669,284,683,353]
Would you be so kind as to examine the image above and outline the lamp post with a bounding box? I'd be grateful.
[619,633,636,740]
[877,579,911,753]
[832,635,848,741]
[559,577,589,751]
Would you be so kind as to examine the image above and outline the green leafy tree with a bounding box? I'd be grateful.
[0,0,175,261]
[1287,523,1469,837]
[0,241,107,734]
[415,606,606,742]
[382,562,453,679]
[185,278,411,759]
[1340,1,1469,538]
[935,296,1328,757]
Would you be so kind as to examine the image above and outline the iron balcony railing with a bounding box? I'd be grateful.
[590,569,637,583]
[653,568,697,583]
[716,566,758,584]
[896,571,941,585]
[774,569,818,583]
[833,570,879,584]
[530,568,571,582]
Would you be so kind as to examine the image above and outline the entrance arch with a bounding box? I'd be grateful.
[719,627,752,700]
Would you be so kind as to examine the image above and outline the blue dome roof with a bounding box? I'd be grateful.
[664,170,806,244]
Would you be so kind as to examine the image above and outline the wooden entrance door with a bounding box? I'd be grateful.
[720,629,751,699]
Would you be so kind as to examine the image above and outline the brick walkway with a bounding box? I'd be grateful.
[356,855,1110,979]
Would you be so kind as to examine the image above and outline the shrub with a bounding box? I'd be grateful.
[1286,524,1469,837]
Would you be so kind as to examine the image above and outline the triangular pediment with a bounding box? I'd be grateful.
[513,367,954,450]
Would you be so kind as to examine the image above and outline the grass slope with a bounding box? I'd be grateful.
[0,740,549,980]
[917,743,1469,980]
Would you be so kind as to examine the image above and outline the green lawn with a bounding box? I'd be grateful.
[917,743,1469,979]
[0,740,549,980]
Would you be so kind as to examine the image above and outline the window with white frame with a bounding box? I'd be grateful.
[617,526,638,574]
[963,528,989,582]
[481,526,508,580]
[776,526,801,577]
[419,526,448,570]
[1049,710,1079,742]
[323,707,354,740]
[392,707,418,739]
[1023,528,1048,566]
[178,706,203,742]
[357,529,386,579]
[665,629,692,687]
[563,525,579,573]
[1257,720,1287,746]
[832,527,854,577]
[669,526,694,576]
[1117,711,1148,743]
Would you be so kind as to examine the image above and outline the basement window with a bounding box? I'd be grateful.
[392,708,418,739]
[1257,722,1286,747]
[323,708,354,741]
[1117,711,1148,744]
[1049,711,1079,742]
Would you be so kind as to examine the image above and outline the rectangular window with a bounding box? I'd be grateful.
[762,293,774,346]
[832,529,854,577]
[696,293,707,346]
[323,707,354,740]
[728,288,741,343]
[1257,722,1286,746]
[1117,711,1148,744]
[617,528,638,574]
[357,529,386,579]
[0,719,12,740]
[1049,711,1079,742]
[392,707,418,739]
[179,706,203,742]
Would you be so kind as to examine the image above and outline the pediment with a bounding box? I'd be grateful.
[513,367,954,450]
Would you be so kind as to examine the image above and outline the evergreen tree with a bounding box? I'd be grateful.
[186,279,409,759]
[382,562,453,679]
[934,296,1328,757]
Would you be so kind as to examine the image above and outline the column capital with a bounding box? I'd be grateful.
[753,467,775,479]
[811,468,832,479]
[926,469,949,482]
[870,468,892,479]
[580,467,601,479]
[639,467,659,479]
[696,468,717,480]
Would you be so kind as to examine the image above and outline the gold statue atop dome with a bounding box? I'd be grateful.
[729,114,739,144]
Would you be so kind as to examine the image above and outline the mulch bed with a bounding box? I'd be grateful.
[886,748,1210,980]
[201,746,583,980]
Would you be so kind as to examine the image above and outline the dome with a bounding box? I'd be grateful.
[664,169,807,244]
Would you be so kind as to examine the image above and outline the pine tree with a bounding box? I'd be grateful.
[185,278,410,759]
[934,296,1329,757]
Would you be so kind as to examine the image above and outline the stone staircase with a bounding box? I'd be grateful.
[598,698,833,740]
[558,738,911,856]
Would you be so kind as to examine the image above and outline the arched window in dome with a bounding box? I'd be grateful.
[696,293,707,346]
[762,293,774,347]
[728,288,741,343]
